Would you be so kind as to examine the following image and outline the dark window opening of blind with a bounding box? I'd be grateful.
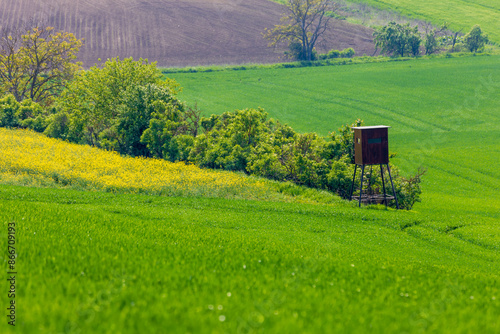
[368,138,382,144]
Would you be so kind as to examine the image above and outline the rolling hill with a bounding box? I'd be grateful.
[348,0,500,43]
[0,0,377,67]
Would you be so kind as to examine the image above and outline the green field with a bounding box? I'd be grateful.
[2,56,500,332]
[1,184,499,333]
[171,55,500,220]
[347,0,500,43]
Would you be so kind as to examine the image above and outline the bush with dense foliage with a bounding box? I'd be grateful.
[463,25,488,53]
[190,109,423,209]
[374,21,421,57]
[0,94,48,131]
[319,48,355,60]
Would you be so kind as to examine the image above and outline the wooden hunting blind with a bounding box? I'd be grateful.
[353,126,389,165]
[350,126,399,209]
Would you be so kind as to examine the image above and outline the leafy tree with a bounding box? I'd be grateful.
[264,0,338,61]
[52,57,180,147]
[463,25,488,53]
[190,108,271,171]
[422,23,447,55]
[0,24,82,105]
[424,31,438,55]
[373,22,421,57]
[101,83,185,157]
[140,103,201,160]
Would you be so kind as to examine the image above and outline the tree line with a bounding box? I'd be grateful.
[265,0,489,60]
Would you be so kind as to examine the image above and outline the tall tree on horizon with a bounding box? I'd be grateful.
[264,0,338,61]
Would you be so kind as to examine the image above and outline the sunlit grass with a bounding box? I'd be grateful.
[0,52,499,334]
[1,184,499,333]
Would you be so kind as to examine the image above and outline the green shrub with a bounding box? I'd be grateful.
[391,166,426,210]
[340,48,356,58]
[0,94,48,131]
[464,25,488,53]
[327,156,356,198]
[190,108,269,170]
[168,135,195,162]
[0,94,19,127]
[320,48,355,60]
[44,112,71,140]
[327,49,341,59]
[285,40,318,61]
[247,146,288,181]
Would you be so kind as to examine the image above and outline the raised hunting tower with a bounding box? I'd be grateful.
[350,126,399,209]
[354,126,389,165]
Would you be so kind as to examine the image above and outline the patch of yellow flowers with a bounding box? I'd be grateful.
[0,128,271,199]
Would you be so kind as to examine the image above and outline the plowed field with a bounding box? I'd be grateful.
[0,0,376,67]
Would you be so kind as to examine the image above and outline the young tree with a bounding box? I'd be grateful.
[424,31,438,55]
[373,22,421,57]
[423,23,448,55]
[0,24,82,105]
[448,29,463,52]
[264,0,338,61]
[463,25,488,53]
[50,57,182,149]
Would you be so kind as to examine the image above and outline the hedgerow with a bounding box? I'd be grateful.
[0,58,424,209]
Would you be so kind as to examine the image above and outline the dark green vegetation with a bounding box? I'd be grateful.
[464,25,490,52]
[171,54,500,220]
[188,111,422,209]
[45,57,185,155]
[373,22,423,57]
[1,184,499,333]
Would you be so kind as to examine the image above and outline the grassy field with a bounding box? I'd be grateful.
[346,0,500,43]
[170,55,500,222]
[0,1,498,332]
[1,183,499,333]
[0,49,499,334]
[0,55,498,333]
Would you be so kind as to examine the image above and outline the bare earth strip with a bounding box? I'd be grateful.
[0,0,376,67]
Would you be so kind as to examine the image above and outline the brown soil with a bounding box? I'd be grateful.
[0,0,377,67]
